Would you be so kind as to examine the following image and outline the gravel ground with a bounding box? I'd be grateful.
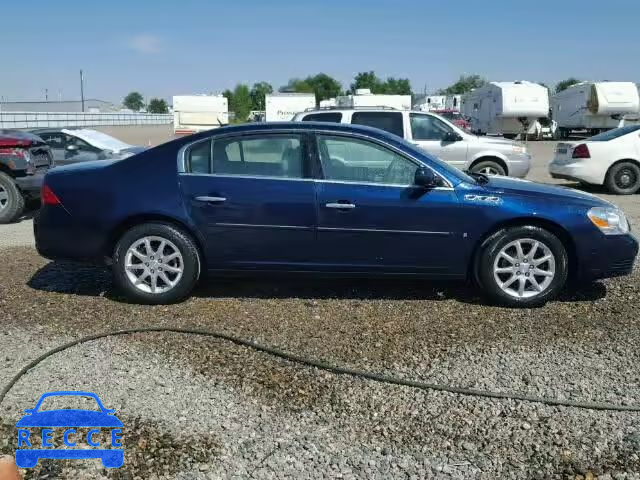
[1,130,640,478]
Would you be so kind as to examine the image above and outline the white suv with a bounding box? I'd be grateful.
[293,108,531,177]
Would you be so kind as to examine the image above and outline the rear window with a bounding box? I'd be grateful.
[350,112,404,138]
[301,112,342,123]
[589,125,640,141]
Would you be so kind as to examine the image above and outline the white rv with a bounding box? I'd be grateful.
[445,95,462,111]
[265,93,316,122]
[461,81,550,139]
[415,95,447,111]
[172,95,228,136]
[336,89,412,110]
[550,81,640,138]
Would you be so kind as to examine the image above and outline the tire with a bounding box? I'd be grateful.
[604,162,640,195]
[470,160,506,176]
[113,222,201,304]
[0,171,26,224]
[477,226,569,307]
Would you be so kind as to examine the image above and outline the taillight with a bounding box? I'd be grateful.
[572,144,590,159]
[41,184,61,206]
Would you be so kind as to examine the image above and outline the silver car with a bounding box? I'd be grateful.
[293,108,531,177]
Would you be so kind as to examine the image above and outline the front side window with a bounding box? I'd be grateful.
[317,134,418,185]
[40,133,66,148]
[350,112,404,137]
[410,114,452,141]
[302,112,342,123]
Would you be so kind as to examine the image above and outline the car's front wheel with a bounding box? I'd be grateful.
[113,222,201,304]
[470,160,506,176]
[477,226,568,307]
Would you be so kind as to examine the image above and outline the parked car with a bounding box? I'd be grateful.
[293,107,530,177]
[549,125,640,194]
[31,128,147,166]
[35,122,637,306]
[0,129,53,223]
[432,109,471,131]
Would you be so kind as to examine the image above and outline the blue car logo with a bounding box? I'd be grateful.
[15,391,123,468]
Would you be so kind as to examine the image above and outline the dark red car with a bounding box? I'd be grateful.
[0,130,53,223]
[433,109,471,131]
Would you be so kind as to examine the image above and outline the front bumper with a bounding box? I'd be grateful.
[578,233,639,280]
[14,171,46,194]
[505,154,531,178]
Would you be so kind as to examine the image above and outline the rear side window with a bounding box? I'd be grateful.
[351,112,404,137]
[301,112,343,123]
[212,135,304,178]
[186,139,211,174]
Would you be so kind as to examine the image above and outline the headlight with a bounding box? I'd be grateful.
[511,145,526,154]
[587,207,629,235]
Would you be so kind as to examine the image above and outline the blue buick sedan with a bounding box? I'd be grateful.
[34,122,637,307]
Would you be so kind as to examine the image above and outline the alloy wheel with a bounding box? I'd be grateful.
[124,236,184,294]
[0,185,8,210]
[493,238,556,299]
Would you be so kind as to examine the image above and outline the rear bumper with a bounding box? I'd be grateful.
[34,207,107,262]
[578,233,638,280]
[14,171,45,194]
[549,162,605,185]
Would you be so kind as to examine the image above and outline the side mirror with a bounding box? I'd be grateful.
[414,167,437,188]
[66,144,78,152]
[443,131,462,142]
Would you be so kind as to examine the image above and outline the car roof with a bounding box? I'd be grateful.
[181,121,407,144]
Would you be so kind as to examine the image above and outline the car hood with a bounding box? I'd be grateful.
[0,129,45,147]
[16,409,123,427]
[481,176,612,206]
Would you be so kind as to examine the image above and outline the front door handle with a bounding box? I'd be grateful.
[195,196,227,203]
[326,202,356,210]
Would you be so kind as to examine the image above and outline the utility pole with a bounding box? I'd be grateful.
[80,70,85,112]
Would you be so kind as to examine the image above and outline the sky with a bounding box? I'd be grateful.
[1,0,639,104]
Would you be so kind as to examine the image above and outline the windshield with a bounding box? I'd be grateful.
[588,125,640,141]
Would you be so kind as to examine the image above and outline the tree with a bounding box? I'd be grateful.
[381,77,412,95]
[230,84,252,122]
[305,73,342,102]
[555,78,581,94]
[123,91,144,111]
[250,82,273,111]
[280,78,314,94]
[350,71,384,94]
[438,75,487,95]
[147,98,169,114]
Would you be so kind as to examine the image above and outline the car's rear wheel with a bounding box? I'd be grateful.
[0,172,25,224]
[470,160,506,176]
[477,226,568,307]
[113,222,201,304]
[604,161,640,195]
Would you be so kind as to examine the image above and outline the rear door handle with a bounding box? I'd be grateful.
[326,202,356,210]
[195,196,227,203]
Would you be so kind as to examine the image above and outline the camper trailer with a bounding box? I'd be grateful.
[551,81,640,138]
[415,95,447,111]
[172,95,228,136]
[265,93,316,122]
[461,81,550,139]
[336,89,412,110]
[445,95,462,111]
